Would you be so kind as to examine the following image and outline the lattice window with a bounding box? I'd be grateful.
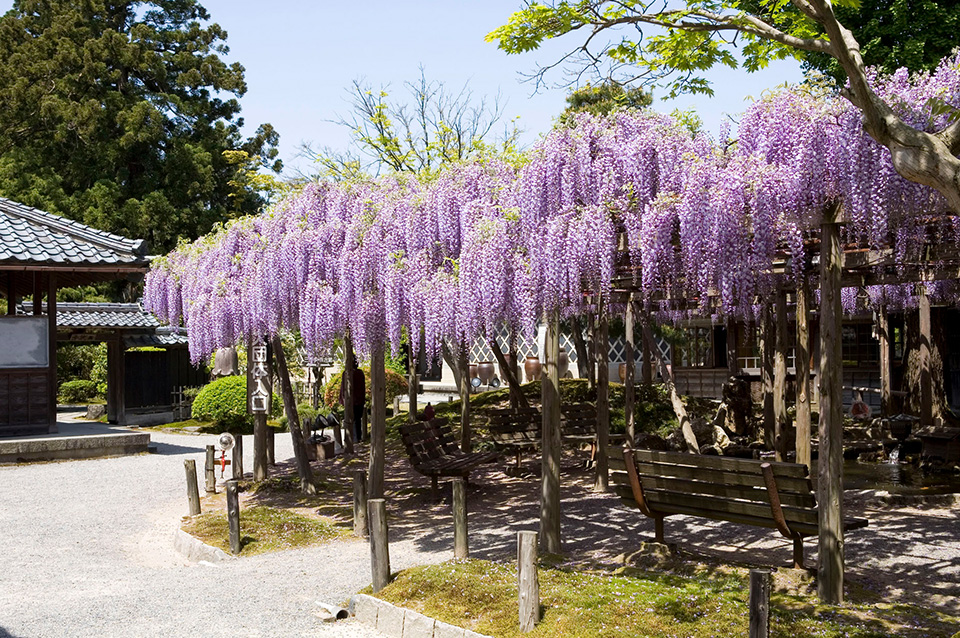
[470,325,538,362]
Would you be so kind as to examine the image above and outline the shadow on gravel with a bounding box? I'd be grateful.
[151,441,207,456]
[0,627,24,637]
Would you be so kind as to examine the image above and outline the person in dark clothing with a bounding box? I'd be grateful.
[340,355,366,443]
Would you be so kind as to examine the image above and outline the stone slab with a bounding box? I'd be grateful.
[172,528,233,563]
[433,621,466,638]
[401,609,435,638]
[375,599,405,638]
[352,594,379,626]
[0,432,150,463]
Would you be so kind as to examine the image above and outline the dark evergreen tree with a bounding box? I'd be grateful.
[0,0,281,251]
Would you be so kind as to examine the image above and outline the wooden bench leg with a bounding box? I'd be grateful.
[655,517,665,543]
[515,451,521,469]
[431,476,439,501]
[793,535,804,569]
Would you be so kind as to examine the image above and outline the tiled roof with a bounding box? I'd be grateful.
[53,303,160,329]
[125,327,189,348]
[0,197,149,267]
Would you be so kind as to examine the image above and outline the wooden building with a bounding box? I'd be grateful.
[0,197,149,435]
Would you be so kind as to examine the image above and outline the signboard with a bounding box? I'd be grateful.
[250,343,270,413]
[0,317,48,368]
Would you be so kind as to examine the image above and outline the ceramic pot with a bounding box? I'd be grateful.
[477,361,495,384]
[558,350,569,378]
[524,356,542,382]
[469,363,478,382]
[618,363,627,382]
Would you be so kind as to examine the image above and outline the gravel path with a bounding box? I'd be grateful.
[0,415,450,638]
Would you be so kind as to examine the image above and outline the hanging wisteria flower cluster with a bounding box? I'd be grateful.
[145,55,960,363]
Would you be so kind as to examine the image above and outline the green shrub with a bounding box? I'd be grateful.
[59,379,98,403]
[279,401,320,430]
[192,375,282,432]
[322,367,408,410]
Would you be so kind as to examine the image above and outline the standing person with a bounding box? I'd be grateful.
[340,353,366,444]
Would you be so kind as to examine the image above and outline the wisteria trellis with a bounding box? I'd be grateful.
[145,56,960,364]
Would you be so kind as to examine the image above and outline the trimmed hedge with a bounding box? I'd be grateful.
[322,367,408,410]
[192,375,281,433]
[59,379,98,403]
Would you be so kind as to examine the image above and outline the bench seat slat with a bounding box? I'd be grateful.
[642,488,820,526]
[609,456,814,495]
[638,475,817,509]
[633,449,810,478]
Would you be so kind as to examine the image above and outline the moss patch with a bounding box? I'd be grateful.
[373,560,960,638]
[182,505,347,556]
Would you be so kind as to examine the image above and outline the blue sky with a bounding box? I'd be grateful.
[2,1,807,176]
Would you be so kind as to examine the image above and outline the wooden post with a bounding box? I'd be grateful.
[204,445,216,493]
[453,477,468,559]
[540,310,562,555]
[624,296,636,442]
[726,318,739,376]
[252,342,271,482]
[585,312,596,389]
[272,335,316,494]
[761,303,776,450]
[5,272,14,315]
[353,470,368,536]
[106,337,126,425]
[918,285,933,426]
[518,530,540,632]
[796,279,812,470]
[458,343,472,453]
[232,433,243,479]
[749,568,772,638]
[818,205,845,604]
[47,274,57,432]
[408,346,418,422]
[266,427,275,466]
[184,459,201,516]
[369,343,387,500]
[877,305,892,415]
[509,330,520,411]
[226,479,241,555]
[594,301,610,492]
[368,498,390,592]
[342,335,356,454]
[774,288,789,461]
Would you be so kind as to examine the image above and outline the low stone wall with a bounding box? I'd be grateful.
[172,528,234,563]
[0,432,150,463]
[350,594,492,638]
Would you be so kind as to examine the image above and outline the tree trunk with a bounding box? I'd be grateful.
[540,311,562,554]
[441,339,462,391]
[624,296,636,443]
[585,312,597,389]
[342,334,356,455]
[458,343,472,453]
[408,341,419,423]
[760,303,776,449]
[774,289,790,461]
[642,318,699,454]
[491,336,529,409]
[795,279,812,470]
[901,302,952,424]
[570,316,591,383]
[594,302,610,492]
[271,335,316,495]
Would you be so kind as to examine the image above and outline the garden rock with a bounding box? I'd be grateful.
[85,404,106,420]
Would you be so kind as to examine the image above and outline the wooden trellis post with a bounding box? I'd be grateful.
[624,295,636,443]
[594,300,610,493]
[369,342,387,499]
[795,279,812,470]
[774,288,789,461]
[540,310,562,555]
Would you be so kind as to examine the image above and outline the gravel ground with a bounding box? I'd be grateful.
[0,414,450,638]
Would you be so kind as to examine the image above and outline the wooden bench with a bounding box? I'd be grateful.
[560,402,625,466]
[609,447,868,568]
[399,417,499,498]
[484,407,541,468]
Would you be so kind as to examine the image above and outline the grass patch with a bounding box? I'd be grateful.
[182,505,347,556]
[373,560,960,638]
[143,418,285,434]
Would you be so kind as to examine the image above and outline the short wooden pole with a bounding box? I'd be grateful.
[353,470,369,537]
[266,427,275,466]
[226,479,241,555]
[368,498,390,592]
[184,459,200,516]
[749,568,772,638]
[232,433,243,479]
[204,445,216,493]
[453,477,468,559]
[518,530,540,632]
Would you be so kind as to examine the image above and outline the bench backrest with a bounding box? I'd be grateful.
[560,402,597,437]
[483,407,541,446]
[609,447,818,533]
[400,418,461,468]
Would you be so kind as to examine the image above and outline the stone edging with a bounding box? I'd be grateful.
[350,594,493,638]
[173,528,234,563]
[848,489,960,508]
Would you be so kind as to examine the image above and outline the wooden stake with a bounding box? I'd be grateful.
[540,311,562,555]
[624,296,636,442]
[353,470,368,537]
[594,300,610,492]
[232,433,243,480]
[184,459,201,516]
[774,288,789,461]
[749,568,772,638]
[368,498,390,592]
[272,335,316,494]
[204,445,216,493]
[453,478,468,559]
[518,530,540,632]
[818,205,845,604]
[369,343,387,499]
[226,479,241,555]
[795,279,812,470]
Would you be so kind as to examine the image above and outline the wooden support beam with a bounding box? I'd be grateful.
[47,274,57,432]
[877,305,892,416]
[795,279,812,470]
[369,342,387,499]
[726,318,739,376]
[458,343,471,453]
[761,303,776,450]
[408,345,418,423]
[818,205,845,605]
[624,295,636,442]
[918,286,933,427]
[106,337,125,424]
[774,289,789,461]
[5,272,15,315]
[540,310,562,555]
[594,301,610,493]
